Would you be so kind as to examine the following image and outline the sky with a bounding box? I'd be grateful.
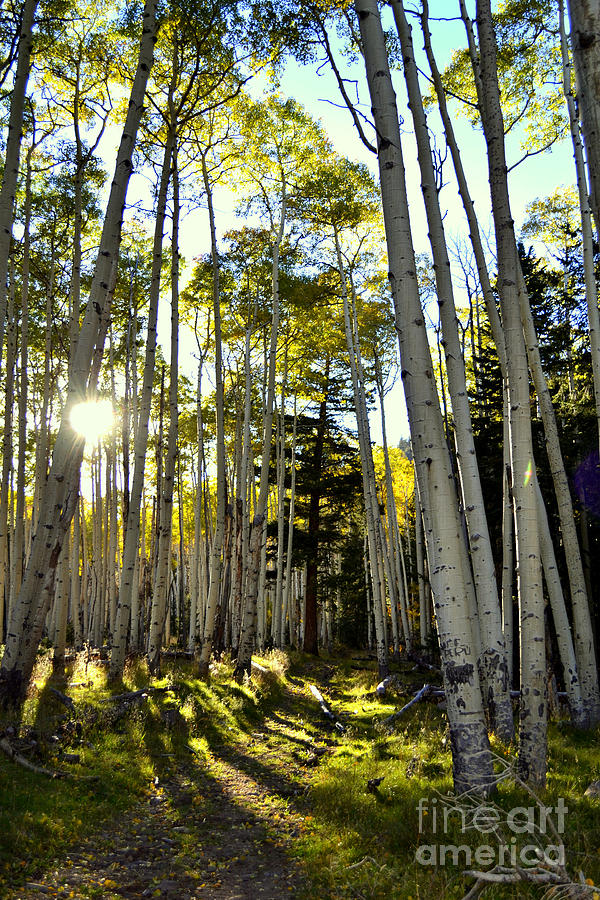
[111,0,575,450]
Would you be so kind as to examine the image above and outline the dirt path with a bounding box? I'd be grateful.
[5,675,334,900]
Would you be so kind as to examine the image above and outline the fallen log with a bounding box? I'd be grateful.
[49,687,75,709]
[100,686,174,704]
[309,684,345,733]
[382,683,432,728]
[0,738,98,781]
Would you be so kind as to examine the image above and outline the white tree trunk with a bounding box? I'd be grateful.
[336,236,389,676]
[147,149,181,674]
[474,0,546,784]
[535,479,585,725]
[110,129,174,679]
[0,0,158,707]
[560,0,600,444]
[567,0,600,231]
[0,0,37,376]
[393,0,512,739]
[355,0,493,794]
[235,190,286,677]
[197,153,227,677]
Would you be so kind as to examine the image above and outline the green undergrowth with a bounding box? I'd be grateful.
[1,649,600,899]
[285,654,600,899]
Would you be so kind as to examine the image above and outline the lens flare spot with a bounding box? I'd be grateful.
[524,460,533,487]
[70,399,115,446]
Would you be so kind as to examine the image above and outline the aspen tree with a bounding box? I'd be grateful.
[374,356,411,651]
[147,143,181,674]
[280,396,298,644]
[110,132,173,679]
[449,0,597,729]
[517,261,600,724]
[0,0,37,377]
[235,190,285,675]
[0,0,158,707]
[473,0,546,783]
[11,140,34,609]
[71,500,82,649]
[567,0,600,232]
[534,478,585,723]
[273,360,288,647]
[336,237,389,676]
[189,362,205,651]
[392,0,512,740]
[0,264,17,641]
[197,149,227,677]
[353,0,493,793]
[559,0,600,447]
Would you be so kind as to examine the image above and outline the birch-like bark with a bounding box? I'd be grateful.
[567,0,600,232]
[52,532,70,674]
[0,0,158,707]
[0,265,17,641]
[110,130,174,679]
[235,189,285,678]
[394,0,512,739]
[336,236,389,676]
[535,478,585,725]
[31,260,54,537]
[189,364,203,651]
[474,0,546,784]
[281,397,297,643]
[71,500,82,649]
[415,478,429,650]
[0,0,37,377]
[517,261,600,724]
[354,0,493,793]
[501,412,515,688]
[11,144,32,608]
[197,152,227,677]
[147,147,181,674]
[560,0,600,446]
[273,360,288,647]
[375,358,411,650]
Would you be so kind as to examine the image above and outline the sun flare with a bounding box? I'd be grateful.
[70,399,115,446]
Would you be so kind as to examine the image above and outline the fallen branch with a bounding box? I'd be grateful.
[0,738,98,781]
[49,687,75,709]
[101,686,174,704]
[251,661,269,674]
[309,684,345,733]
[382,684,432,728]
[346,856,377,870]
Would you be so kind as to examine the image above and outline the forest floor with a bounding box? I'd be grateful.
[1,650,600,900]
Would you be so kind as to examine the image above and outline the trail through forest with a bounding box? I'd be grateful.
[4,670,332,900]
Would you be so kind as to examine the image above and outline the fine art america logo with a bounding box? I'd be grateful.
[415,796,567,868]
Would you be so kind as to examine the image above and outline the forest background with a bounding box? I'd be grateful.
[1,0,600,807]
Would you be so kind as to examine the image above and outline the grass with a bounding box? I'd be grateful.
[286,653,600,899]
[0,648,599,899]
